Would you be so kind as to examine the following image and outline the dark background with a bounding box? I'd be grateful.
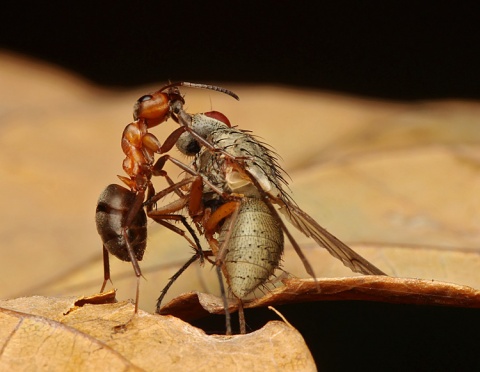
[2,2,479,100]
[2,2,479,370]
[192,301,480,371]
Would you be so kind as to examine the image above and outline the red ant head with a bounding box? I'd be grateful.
[133,86,185,128]
[133,82,237,128]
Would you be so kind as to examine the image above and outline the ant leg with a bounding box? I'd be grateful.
[144,178,193,206]
[153,154,230,198]
[151,151,187,199]
[147,211,209,308]
[145,181,204,263]
[145,181,212,309]
[100,245,111,292]
[123,235,143,314]
[155,252,202,313]
[148,213,205,264]
[158,126,186,154]
[121,190,147,314]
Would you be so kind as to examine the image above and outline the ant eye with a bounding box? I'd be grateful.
[138,94,153,103]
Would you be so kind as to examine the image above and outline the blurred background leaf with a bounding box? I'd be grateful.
[1,53,479,313]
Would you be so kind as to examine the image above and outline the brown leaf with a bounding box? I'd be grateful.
[0,295,316,371]
[64,289,117,315]
[160,276,480,322]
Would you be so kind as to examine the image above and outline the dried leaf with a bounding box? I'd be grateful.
[160,276,480,322]
[64,289,117,314]
[0,295,316,371]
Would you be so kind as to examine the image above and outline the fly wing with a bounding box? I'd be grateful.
[278,201,386,276]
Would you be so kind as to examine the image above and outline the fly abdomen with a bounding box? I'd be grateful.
[219,198,284,299]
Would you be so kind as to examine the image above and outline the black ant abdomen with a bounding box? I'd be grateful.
[96,184,147,263]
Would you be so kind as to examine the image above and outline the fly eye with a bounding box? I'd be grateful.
[138,94,153,103]
[204,111,231,127]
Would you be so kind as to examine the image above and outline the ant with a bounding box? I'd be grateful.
[95,82,238,313]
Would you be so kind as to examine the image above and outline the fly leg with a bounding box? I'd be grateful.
[204,199,249,334]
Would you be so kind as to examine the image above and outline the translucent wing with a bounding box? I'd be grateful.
[277,199,386,276]
[182,113,386,277]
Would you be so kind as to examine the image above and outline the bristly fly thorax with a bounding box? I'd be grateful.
[177,113,291,202]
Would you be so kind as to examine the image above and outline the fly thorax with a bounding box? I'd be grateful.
[195,148,230,193]
[190,114,228,139]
